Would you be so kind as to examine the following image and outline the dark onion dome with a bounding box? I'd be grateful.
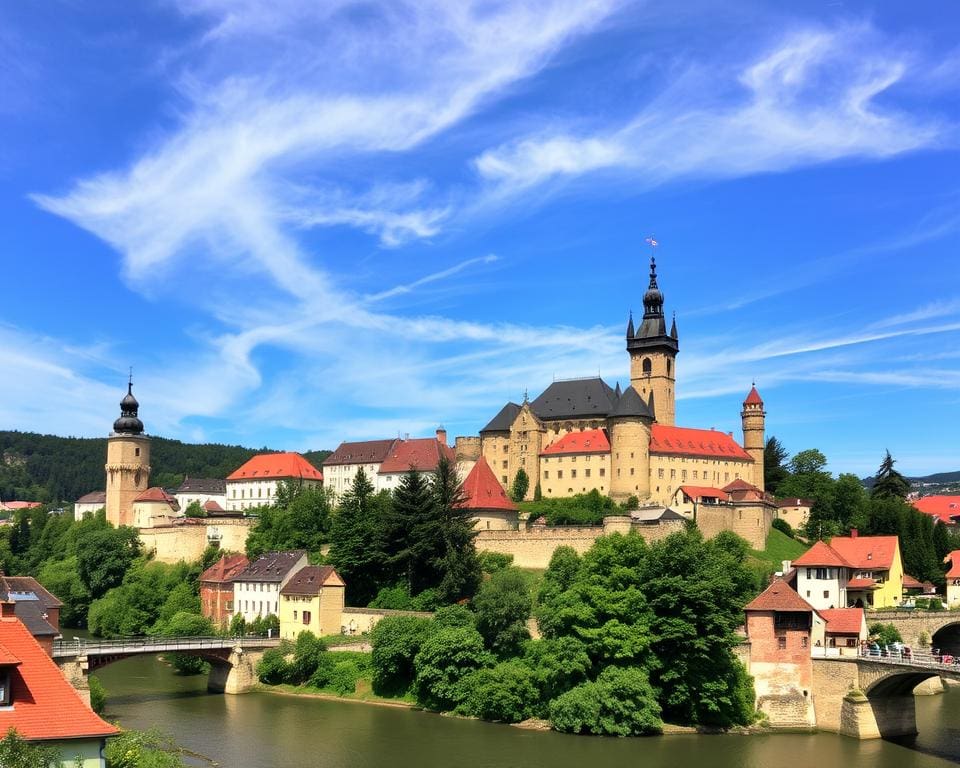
[113,381,144,435]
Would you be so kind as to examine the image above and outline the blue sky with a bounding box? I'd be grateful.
[1,0,958,477]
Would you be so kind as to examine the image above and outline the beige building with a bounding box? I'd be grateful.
[279,566,346,640]
[73,491,106,521]
[777,498,814,531]
[233,550,308,623]
[105,379,150,527]
[131,487,180,528]
[479,257,765,505]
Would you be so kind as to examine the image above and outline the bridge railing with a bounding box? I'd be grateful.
[856,646,960,670]
[52,634,281,657]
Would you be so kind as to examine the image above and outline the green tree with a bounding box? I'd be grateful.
[370,615,433,696]
[328,469,388,605]
[246,483,334,558]
[473,567,531,657]
[764,436,790,495]
[509,468,529,503]
[871,450,911,500]
[76,526,142,599]
[413,626,493,711]
[429,457,481,603]
[0,729,63,768]
[38,555,90,627]
[456,661,538,723]
[158,612,216,674]
[383,470,432,592]
[229,612,246,636]
[548,666,663,736]
[184,500,205,518]
[522,636,592,708]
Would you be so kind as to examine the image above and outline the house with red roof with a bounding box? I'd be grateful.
[377,431,456,491]
[131,486,180,528]
[0,602,117,766]
[225,452,323,511]
[913,495,960,526]
[816,608,867,655]
[200,554,250,627]
[279,566,345,640]
[461,457,519,531]
[323,438,399,499]
[539,428,611,498]
[776,497,814,533]
[944,550,960,606]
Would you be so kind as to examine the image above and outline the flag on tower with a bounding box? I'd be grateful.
[645,236,658,247]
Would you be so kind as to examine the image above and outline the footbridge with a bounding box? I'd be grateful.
[812,649,960,739]
[53,636,281,700]
[868,610,960,654]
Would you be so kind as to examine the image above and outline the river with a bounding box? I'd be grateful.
[91,653,960,768]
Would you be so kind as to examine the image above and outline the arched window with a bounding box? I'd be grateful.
[642,358,652,375]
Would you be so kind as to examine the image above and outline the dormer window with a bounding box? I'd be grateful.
[0,670,11,706]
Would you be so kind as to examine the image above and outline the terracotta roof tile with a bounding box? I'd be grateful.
[379,439,455,474]
[846,577,878,589]
[944,550,960,579]
[461,457,517,512]
[744,579,815,613]
[676,485,729,501]
[820,608,864,635]
[829,535,899,570]
[200,554,250,585]
[134,487,177,504]
[227,452,323,482]
[744,386,764,405]
[649,425,753,461]
[777,498,815,508]
[913,496,960,525]
[793,540,851,568]
[723,478,760,493]
[540,428,610,457]
[202,499,225,513]
[0,613,118,741]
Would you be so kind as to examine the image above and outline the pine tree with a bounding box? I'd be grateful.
[386,469,433,592]
[509,468,530,502]
[763,436,790,495]
[870,450,910,500]
[430,456,481,602]
[329,469,387,605]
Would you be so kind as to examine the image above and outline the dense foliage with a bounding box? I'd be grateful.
[104,729,189,768]
[0,729,63,768]
[245,482,334,558]
[518,489,624,526]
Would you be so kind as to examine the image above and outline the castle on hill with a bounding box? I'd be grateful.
[473,256,767,506]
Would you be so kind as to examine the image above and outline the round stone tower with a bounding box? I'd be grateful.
[105,377,151,527]
[608,386,654,501]
[741,384,766,491]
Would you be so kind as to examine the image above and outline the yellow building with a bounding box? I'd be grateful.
[479,256,764,505]
[105,378,150,527]
[279,566,346,640]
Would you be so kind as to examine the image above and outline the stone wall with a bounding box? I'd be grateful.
[139,519,255,564]
[341,607,434,635]
[811,658,860,734]
[868,610,960,649]
[696,501,773,550]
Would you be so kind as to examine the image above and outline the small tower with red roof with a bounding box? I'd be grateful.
[741,384,766,492]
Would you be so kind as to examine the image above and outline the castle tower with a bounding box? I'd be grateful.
[105,377,151,527]
[627,256,679,425]
[741,385,766,492]
[608,386,654,501]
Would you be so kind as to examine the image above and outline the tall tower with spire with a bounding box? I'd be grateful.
[741,385,766,491]
[627,256,679,425]
[104,376,151,527]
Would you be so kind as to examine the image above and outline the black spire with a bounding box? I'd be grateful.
[670,311,678,340]
[627,254,677,355]
[113,374,144,435]
[642,256,664,318]
[626,310,635,339]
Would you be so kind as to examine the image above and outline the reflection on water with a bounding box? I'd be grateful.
[91,653,960,768]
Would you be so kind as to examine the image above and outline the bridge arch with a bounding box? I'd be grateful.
[931,621,960,655]
[84,647,232,673]
[862,670,941,697]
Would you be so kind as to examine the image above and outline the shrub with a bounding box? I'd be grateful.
[88,674,107,714]
[869,623,903,646]
[104,729,186,768]
[370,615,433,696]
[413,627,493,711]
[256,643,293,684]
[431,605,475,630]
[771,518,793,537]
[288,632,328,685]
[477,552,514,574]
[548,666,662,736]
[369,585,415,610]
[457,661,538,723]
[329,661,363,696]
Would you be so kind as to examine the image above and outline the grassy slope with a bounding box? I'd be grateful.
[749,528,807,569]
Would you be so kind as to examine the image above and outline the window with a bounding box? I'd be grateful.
[571,456,576,463]
[630,452,634,459]
[503,445,508,454]
[693,470,698,480]
[642,357,651,375]
[303,611,311,625]
[585,469,591,478]
[670,469,676,479]
[823,591,829,599]
[544,471,549,479]
[815,568,828,580]
[599,468,605,477]
[658,469,664,479]
[682,470,687,480]
[571,470,577,479]
[801,636,808,648]
[293,610,298,620]
[502,460,508,469]
[557,470,563,479]
[629,467,635,476]
[0,671,9,706]
[135,447,140,457]
[502,476,508,484]
[777,637,786,650]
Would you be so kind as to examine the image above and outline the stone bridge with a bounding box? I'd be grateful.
[53,636,280,702]
[868,610,960,653]
[812,653,960,739]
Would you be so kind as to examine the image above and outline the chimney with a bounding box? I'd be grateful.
[0,601,15,619]
[436,427,447,446]
[781,560,792,574]
[850,528,858,539]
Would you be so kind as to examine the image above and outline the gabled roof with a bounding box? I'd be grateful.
[379,438,455,474]
[0,502,41,511]
[744,579,815,613]
[461,457,517,512]
[540,428,610,457]
[902,574,936,592]
[913,495,960,525]
[610,386,654,419]
[175,477,226,495]
[203,499,225,513]
[649,425,753,460]
[829,535,899,570]
[134,487,177,504]
[279,566,344,596]
[676,485,729,502]
[9,603,56,637]
[200,554,250,585]
[820,608,864,635]
[847,578,878,590]
[530,377,619,420]
[75,491,106,505]
[227,452,323,482]
[323,439,399,467]
[793,540,851,568]
[631,506,687,523]
[235,550,306,583]
[945,550,960,579]
[480,403,522,433]
[723,478,760,493]
[0,610,118,741]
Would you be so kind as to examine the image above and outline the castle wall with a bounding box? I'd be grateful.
[649,452,754,505]
[139,519,255,564]
[696,501,773,550]
[454,436,481,461]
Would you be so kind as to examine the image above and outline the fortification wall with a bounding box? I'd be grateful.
[696,502,772,550]
[341,607,434,635]
[139,519,254,564]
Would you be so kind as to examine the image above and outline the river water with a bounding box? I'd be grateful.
[92,653,960,768]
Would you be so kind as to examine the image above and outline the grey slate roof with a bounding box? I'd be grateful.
[236,550,307,583]
[480,402,522,433]
[611,386,654,419]
[75,491,106,505]
[530,378,618,421]
[11,601,57,637]
[175,477,226,494]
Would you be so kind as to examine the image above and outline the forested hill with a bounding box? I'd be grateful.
[0,430,332,504]
[862,470,960,489]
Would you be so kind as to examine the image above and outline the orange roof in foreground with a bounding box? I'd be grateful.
[945,550,960,579]
[820,608,864,635]
[829,534,899,570]
[745,579,815,613]
[649,425,753,461]
[541,428,610,456]
[913,495,960,525]
[793,540,851,568]
[462,458,517,512]
[0,613,117,741]
[227,452,323,482]
[378,438,455,474]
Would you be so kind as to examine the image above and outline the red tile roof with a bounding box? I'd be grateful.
[676,485,729,502]
[462,458,517,512]
[944,550,960,579]
[723,478,760,493]
[830,535,899,570]
[649,425,753,461]
[744,386,763,405]
[227,452,323,482]
[134,487,177,504]
[378,438,455,474]
[0,611,118,741]
[745,579,815,613]
[200,554,250,585]
[820,608,865,635]
[913,495,960,525]
[793,540,851,568]
[846,578,878,590]
[203,499,225,513]
[323,439,398,467]
[540,428,610,456]
[279,566,344,596]
[0,502,41,511]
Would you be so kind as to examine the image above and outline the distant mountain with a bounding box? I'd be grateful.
[861,470,960,489]
[0,430,331,505]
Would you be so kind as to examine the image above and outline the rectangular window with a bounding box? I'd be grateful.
[599,468,605,477]
[823,591,829,599]
[630,468,634,476]
[778,637,786,650]
[0,671,9,706]
[693,471,698,480]
[571,456,576,463]
[502,476,508,484]
[681,470,687,480]
[503,445,508,454]
[585,469,591,478]
[293,610,298,620]
[658,469,664,479]
[502,460,508,469]
[557,470,563,479]
[571,469,577,479]
[670,469,676,479]
[303,611,311,625]
[544,471,549,479]
[815,568,828,580]
[801,636,808,648]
